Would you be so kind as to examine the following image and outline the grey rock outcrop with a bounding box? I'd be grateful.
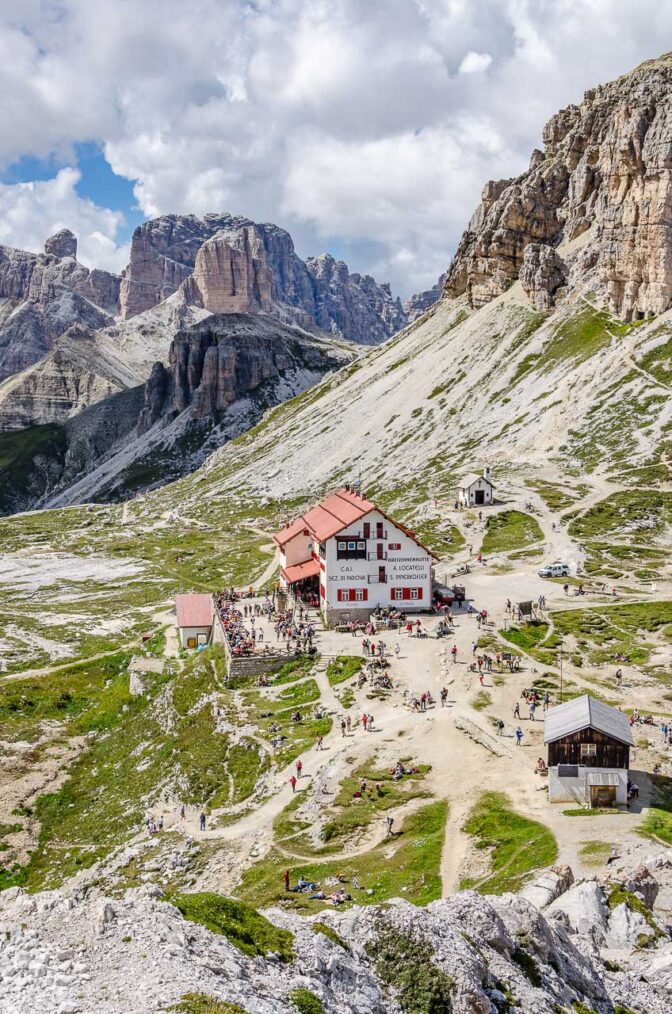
[519,243,567,310]
[44,229,77,259]
[404,272,446,320]
[138,312,349,431]
[0,239,120,380]
[444,52,672,321]
[0,867,669,1014]
[120,212,407,344]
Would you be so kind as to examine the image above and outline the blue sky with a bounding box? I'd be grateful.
[0,1,670,294]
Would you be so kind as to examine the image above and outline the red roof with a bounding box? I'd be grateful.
[273,488,374,545]
[281,559,321,584]
[273,517,309,547]
[272,487,437,559]
[175,593,214,628]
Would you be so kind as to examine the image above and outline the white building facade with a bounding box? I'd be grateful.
[274,489,435,626]
[457,467,494,508]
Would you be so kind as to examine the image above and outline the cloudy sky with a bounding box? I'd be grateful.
[0,0,669,298]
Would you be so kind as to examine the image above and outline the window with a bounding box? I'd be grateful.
[363,522,370,539]
[410,588,420,600]
[337,536,367,560]
[580,743,597,760]
[376,521,384,538]
[392,588,404,600]
[391,587,423,601]
[337,588,368,602]
[388,543,401,551]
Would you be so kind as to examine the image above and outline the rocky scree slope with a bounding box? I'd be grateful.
[0,857,671,1014]
[36,313,352,510]
[445,53,672,321]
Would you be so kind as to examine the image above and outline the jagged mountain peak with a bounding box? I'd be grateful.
[444,51,672,322]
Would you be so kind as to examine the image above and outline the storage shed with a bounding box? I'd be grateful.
[175,593,214,650]
[544,694,633,807]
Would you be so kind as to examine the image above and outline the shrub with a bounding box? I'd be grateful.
[172,893,294,962]
[288,989,324,1014]
[367,925,454,1013]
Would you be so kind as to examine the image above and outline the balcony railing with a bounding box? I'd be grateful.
[367,551,388,560]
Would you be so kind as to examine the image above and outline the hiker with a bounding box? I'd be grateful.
[199,812,206,831]
[513,701,521,719]
[180,804,186,820]
[290,775,297,793]
[367,714,374,731]
[362,714,368,732]
[316,734,323,750]
[563,583,569,596]
[479,672,484,686]
[341,719,347,737]
[543,691,550,711]
[529,702,537,721]
[496,718,504,735]
[395,643,401,659]
[441,687,448,707]
[386,815,394,836]
[615,668,623,688]
[471,640,477,655]
[296,759,303,778]
[284,869,290,891]
[346,715,352,733]
[450,644,458,662]
[515,727,523,746]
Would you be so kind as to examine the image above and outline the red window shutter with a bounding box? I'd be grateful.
[363,589,368,601]
[403,588,411,601]
[320,584,325,598]
[363,522,370,538]
[350,590,357,602]
[417,587,423,600]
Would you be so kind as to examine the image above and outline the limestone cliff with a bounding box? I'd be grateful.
[138,312,349,431]
[444,53,672,321]
[120,212,407,343]
[0,233,120,380]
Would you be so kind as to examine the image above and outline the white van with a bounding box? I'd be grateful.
[538,562,570,578]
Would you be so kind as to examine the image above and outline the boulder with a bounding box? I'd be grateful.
[520,864,575,909]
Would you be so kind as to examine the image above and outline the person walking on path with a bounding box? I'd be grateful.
[290,775,297,793]
[515,727,524,746]
[513,701,521,720]
[362,714,368,732]
[451,644,458,663]
[386,815,395,836]
[341,719,347,737]
[199,812,206,831]
[441,687,448,707]
[479,672,485,686]
[283,869,290,891]
[296,759,303,778]
[471,641,477,655]
[496,718,504,735]
[316,734,324,750]
[346,715,352,733]
[543,691,550,711]
[529,702,537,721]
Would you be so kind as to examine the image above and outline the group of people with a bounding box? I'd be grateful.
[361,637,387,657]
[275,615,316,654]
[216,598,259,656]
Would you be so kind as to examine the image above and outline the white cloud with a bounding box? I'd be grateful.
[0,168,129,273]
[458,51,493,74]
[0,0,672,295]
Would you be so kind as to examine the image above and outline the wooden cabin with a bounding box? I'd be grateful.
[544,695,633,807]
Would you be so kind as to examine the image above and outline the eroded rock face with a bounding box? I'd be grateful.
[404,273,446,321]
[138,312,349,431]
[0,241,120,380]
[444,53,672,321]
[120,212,407,344]
[44,229,77,259]
[519,243,567,310]
[181,227,274,314]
